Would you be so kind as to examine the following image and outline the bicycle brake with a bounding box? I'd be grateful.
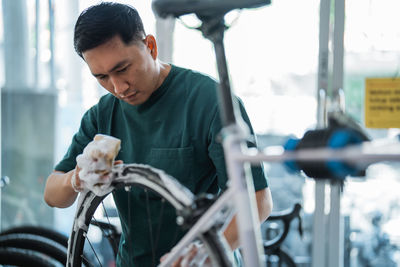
[178,193,217,229]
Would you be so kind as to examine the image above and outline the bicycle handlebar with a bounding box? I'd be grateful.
[268,203,301,221]
[152,0,271,18]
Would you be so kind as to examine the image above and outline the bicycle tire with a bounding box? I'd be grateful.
[67,163,232,267]
[0,233,67,265]
[0,225,69,248]
[0,226,90,266]
[265,247,296,267]
[0,247,55,267]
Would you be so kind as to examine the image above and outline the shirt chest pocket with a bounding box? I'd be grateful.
[148,146,195,192]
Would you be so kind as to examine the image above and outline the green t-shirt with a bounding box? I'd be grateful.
[55,65,268,266]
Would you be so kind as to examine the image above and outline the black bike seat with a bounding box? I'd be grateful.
[152,0,271,18]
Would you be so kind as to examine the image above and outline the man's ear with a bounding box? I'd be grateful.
[144,35,158,60]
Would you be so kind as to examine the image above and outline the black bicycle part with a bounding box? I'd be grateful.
[0,225,69,248]
[202,229,232,267]
[180,193,218,229]
[264,203,302,251]
[90,218,121,257]
[0,233,67,265]
[68,193,107,267]
[152,0,271,18]
[262,203,302,266]
[0,247,56,267]
[264,248,296,267]
[0,225,91,266]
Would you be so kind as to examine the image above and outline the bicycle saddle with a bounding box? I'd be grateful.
[152,0,271,18]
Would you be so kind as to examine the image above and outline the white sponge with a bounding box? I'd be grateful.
[76,134,121,195]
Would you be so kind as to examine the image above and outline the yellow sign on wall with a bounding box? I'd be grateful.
[365,78,400,128]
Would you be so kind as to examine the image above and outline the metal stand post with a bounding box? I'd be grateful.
[313,0,345,266]
[312,180,327,267]
[328,181,344,267]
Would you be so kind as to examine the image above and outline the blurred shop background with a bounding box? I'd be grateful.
[1,0,400,266]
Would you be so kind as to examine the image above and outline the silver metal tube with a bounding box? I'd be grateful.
[315,1,332,266]
[223,132,264,267]
[316,0,331,128]
[312,179,327,267]
[232,141,400,165]
[328,180,344,267]
[331,0,345,109]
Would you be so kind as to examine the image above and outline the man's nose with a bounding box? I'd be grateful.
[110,76,129,96]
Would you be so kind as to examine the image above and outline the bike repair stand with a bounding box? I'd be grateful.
[313,0,345,266]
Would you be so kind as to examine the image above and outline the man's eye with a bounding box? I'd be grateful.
[99,75,107,80]
[117,67,128,73]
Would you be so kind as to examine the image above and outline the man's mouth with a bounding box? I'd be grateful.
[120,91,137,99]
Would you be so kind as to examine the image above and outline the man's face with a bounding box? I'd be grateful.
[82,35,159,106]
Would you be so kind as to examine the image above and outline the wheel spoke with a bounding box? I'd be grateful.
[154,198,165,253]
[85,232,103,267]
[145,188,156,267]
[81,254,94,267]
[100,202,120,254]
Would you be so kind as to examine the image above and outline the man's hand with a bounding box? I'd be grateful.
[71,159,123,193]
[71,165,84,192]
[44,134,122,208]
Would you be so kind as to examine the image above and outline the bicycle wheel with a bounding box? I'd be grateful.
[0,247,55,267]
[0,225,68,248]
[264,247,296,267]
[0,233,67,265]
[67,163,233,267]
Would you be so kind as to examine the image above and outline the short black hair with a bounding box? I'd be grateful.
[74,2,146,58]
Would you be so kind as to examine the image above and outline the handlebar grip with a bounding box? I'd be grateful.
[268,203,301,221]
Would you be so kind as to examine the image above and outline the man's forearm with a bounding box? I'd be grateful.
[223,188,273,250]
[44,170,78,208]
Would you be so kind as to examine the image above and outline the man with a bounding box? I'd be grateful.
[44,2,272,266]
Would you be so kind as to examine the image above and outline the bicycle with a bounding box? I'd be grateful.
[263,203,302,267]
[66,1,400,267]
[76,202,302,266]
